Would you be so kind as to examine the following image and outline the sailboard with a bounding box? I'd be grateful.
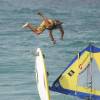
[35,48,50,100]
[50,44,100,100]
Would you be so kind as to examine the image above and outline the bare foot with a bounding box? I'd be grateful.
[22,22,29,28]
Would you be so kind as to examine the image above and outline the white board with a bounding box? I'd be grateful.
[35,48,50,100]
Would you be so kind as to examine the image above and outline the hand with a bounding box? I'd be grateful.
[37,12,41,15]
[37,12,43,17]
[53,40,56,44]
[60,37,63,40]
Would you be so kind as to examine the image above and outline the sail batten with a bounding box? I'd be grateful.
[50,45,100,100]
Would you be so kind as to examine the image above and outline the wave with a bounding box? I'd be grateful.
[11,7,56,15]
[0,1,14,10]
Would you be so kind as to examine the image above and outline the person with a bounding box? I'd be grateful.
[22,12,64,44]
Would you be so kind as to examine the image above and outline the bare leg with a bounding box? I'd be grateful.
[59,26,64,40]
[48,30,56,44]
[31,29,42,35]
[22,23,42,35]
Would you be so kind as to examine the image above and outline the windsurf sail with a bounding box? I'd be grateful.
[50,44,100,100]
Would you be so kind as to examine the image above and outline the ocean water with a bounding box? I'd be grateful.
[0,0,100,100]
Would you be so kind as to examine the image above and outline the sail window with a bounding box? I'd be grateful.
[68,70,75,76]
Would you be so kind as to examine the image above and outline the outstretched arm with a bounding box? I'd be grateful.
[59,26,64,40]
[48,30,56,44]
[37,12,47,20]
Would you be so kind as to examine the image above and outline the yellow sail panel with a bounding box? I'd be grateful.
[59,51,91,89]
[94,53,100,71]
[76,86,100,96]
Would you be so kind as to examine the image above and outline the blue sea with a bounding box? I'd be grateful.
[0,0,100,100]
